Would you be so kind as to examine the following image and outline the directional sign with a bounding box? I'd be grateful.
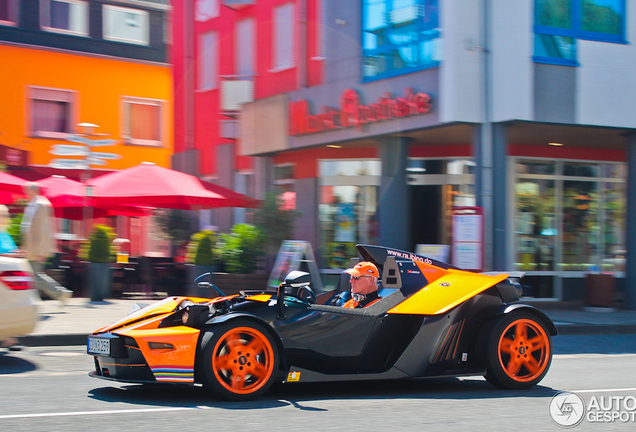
[66,135,90,145]
[48,159,87,170]
[88,139,117,147]
[90,152,121,160]
[86,157,108,166]
[49,144,89,157]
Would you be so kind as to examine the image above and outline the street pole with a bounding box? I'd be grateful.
[77,123,98,239]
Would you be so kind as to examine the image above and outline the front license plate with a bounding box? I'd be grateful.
[87,337,110,356]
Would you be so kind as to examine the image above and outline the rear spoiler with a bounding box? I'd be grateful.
[482,272,525,302]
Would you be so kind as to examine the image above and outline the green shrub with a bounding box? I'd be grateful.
[7,213,22,247]
[217,224,264,274]
[88,224,114,263]
[186,230,216,266]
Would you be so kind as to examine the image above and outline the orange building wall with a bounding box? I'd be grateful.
[0,44,173,171]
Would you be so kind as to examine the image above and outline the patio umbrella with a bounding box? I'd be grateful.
[199,180,261,208]
[0,171,27,193]
[0,191,24,205]
[38,175,150,220]
[87,163,259,210]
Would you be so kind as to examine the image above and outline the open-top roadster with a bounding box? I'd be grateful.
[87,244,556,400]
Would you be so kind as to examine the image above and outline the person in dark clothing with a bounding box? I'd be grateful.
[342,261,381,308]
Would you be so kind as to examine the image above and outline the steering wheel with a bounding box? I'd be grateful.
[296,286,316,304]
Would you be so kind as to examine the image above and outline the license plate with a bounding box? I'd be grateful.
[87,337,111,355]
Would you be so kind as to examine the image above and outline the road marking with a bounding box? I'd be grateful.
[555,353,636,359]
[572,387,636,394]
[0,407,197,420]
[0,371,87,378]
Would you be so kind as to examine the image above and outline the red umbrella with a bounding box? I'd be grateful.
[199,180,261,208]
[0,191,24,204]
[38,175,150,220]
[39,175,87,207]
[0,171,27,193]
[88,163,258,210]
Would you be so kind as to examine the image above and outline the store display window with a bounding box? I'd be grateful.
[514,158,626,279]
[319,160,380,268]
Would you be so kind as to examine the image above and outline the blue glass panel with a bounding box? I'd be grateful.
[362,0,440,80]
[534,33,576,61]
[582,0,622,35]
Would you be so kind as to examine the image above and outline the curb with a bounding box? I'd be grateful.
[19,334,88,347]
[555,324,636,336]
[18,324,636,347]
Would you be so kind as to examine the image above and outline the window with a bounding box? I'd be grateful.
[0,0,18,26]
[514,159,626,278]
[199,31,218,90]
[319,160,381,269]
[362,0,440,81]
[103,5,149,45]
[29,87,76,138]
[41,0,88,36]
[122,97,164,147]
[195,0,219,22]
[236,18,255,76]
[273,3,295,70]
[534,0,626,65]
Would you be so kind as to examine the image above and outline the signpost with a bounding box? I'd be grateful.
[47,126,121,238]
[48,133,120,171]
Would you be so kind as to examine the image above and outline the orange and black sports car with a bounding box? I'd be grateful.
[87,244,556,400]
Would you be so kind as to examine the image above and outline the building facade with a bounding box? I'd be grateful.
[1,0,173,254]
[0,0,173,175]
[173,0,636,306]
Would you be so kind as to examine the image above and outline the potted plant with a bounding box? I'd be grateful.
[213,224,268,295]
[185,230,217,296]
[87,224,114,301]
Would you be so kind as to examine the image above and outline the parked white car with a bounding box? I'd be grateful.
[0,256,38,349]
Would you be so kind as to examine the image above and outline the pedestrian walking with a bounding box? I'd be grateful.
[20,182,72,301]
[0,205,19,255]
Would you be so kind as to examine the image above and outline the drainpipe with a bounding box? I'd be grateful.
[298,0,307,88]
[477,0,493,270]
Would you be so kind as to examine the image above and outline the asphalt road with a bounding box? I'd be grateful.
[1,335,636,432]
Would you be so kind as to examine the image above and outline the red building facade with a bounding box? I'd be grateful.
[172,0,324,178]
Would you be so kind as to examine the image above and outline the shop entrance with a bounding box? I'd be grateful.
[407,158,475,257]
[409,185,443,250]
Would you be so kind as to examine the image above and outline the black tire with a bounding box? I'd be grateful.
[480,311,553,390]
[200,320,279,401]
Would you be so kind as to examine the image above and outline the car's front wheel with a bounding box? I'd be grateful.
[481,311,553,390]
[200,320,279,400]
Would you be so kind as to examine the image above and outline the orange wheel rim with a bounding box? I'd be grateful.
[212,327,275,395]
[497,318,550,382]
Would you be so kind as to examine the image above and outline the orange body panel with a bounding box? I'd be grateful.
[388,271,509,315]
[117,326,200,383]
[244,294,272,302]
[95,297,182,334]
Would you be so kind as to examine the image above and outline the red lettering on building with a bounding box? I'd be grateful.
[289,88,432,136]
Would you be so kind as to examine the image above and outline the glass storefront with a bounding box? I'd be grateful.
[318,160,380,269]
[514,158,626,286]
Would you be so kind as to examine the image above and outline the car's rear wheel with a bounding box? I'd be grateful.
[200,320,279,400]
[481,311,552,390]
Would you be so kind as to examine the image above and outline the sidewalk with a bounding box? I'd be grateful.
[17,297,636,347]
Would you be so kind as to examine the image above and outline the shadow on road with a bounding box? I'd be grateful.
[87,375,557,411]
[0,352,38,375]
[553,334,636,355]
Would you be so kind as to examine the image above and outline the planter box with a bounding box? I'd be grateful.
[89,263,112,302]
[185,265,217,297]
[212,273,270,297]
[584,273,615,307]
